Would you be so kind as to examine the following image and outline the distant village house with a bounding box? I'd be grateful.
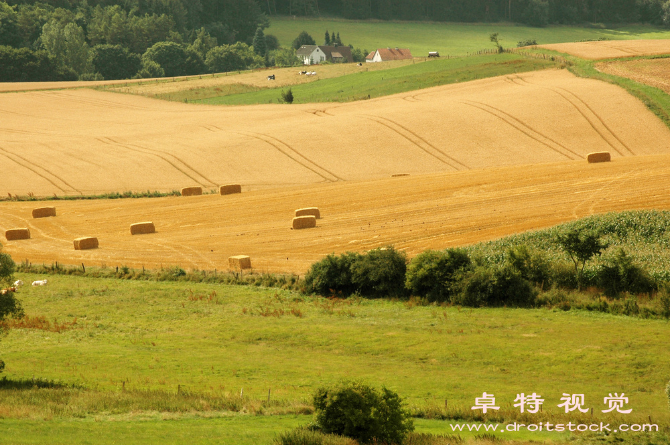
[297,45,354,65]
[366,48,413,63]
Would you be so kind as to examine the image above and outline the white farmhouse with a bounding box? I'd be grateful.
[297,45,327,65]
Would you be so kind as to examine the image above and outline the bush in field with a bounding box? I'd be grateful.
[304,252,361,297]
[597,249,656,298]
[313,381,414,444]
[405,249,471,302]
[505,245,551,288]
[304,247,407,298]
[455,264,536,307]
[351,247,408,299]
[0,248,23,374]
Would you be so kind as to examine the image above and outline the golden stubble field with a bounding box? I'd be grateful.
[1,69,669,198]
[2,153,670,274]
[538,38,670,59]
[597,57,670,93]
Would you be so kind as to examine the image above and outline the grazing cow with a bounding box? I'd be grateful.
[357,62,362,66]
[267,74,275,80]
[13,280,23,287]
[0,287,16,295]
[32,279,47,286]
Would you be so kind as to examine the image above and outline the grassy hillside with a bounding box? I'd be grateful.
[267,18,670,58]
[192,53,555,104]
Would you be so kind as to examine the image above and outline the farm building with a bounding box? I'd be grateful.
[297,45,354,65]
[366,47,413,62]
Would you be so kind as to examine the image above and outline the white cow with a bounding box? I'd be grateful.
[13,280,23,287]
[32,279,48,286]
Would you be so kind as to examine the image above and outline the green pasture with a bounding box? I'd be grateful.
[1,273,668,422]
[267,18,670,57]
[0,416,576,445]
[192,53,555,104]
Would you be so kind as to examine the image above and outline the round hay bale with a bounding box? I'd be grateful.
[292,215,317,230]
[74,237,99,250]
[181,186,203,196]
[130,222,155,235]
[587,152,611,163]
[295,207,320,219]
[5,228,30,241]
[220,184,242,195]
[229,255,252,270]
[32,207,56,218]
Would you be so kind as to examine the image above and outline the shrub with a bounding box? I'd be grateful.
[456,264,536,307]
[597,249,656,298]
[0,251,15,286]
[405,249,471,302]
[313,381,414,444]
[505,245,551,288]
[304,247,407,298]
[134,60,165,79]
[304,252,361,296]
[350,247,408,299]
[517,39,538,47]
[281,88,294,104]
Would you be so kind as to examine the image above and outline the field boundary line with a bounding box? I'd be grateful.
[461,100,580,160]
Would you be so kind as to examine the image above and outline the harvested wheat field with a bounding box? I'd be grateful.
[1,69,669,197]
[538,39,670,59]
[2,154,670,274]
[597,57,670,93]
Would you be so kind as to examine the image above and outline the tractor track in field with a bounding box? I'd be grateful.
[513,76,634,156]
[240,132,343,182]
[461,100,581,160]
[364,115,469,171]
[0,145,80,194]
[96,137,216,188]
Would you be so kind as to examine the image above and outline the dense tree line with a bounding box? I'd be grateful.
[260,0,670,26]
[0,0,293,81]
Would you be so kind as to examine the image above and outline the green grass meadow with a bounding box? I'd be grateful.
[0,269,668,443]
[267,17,670,57]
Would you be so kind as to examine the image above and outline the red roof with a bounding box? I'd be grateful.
[376,48,413,61]
[365,51,376,60]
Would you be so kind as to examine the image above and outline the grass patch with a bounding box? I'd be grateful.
[194,54,556,105]
[152,83,264,102]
